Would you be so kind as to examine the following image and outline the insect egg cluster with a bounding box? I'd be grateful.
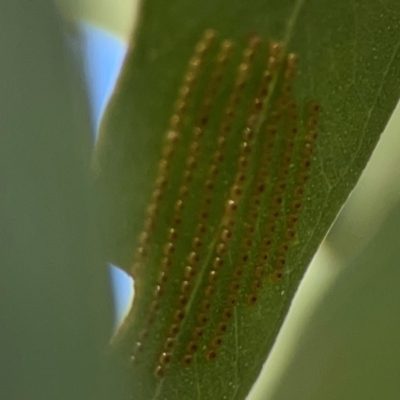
[126,29,320,378]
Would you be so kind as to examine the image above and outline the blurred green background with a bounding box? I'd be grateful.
[56,1,400,399]
[56,0,139,39]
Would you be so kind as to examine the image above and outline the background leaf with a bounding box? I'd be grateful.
[94,1,400,399]
[56,0,139,39]
[0,1,118,399]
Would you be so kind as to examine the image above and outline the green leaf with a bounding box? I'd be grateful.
[0,1,117,399]
[93,1,400,399]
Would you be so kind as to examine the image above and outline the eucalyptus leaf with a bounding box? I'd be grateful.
[94,1,400,399]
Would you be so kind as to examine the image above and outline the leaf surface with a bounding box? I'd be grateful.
[94,1,400,399]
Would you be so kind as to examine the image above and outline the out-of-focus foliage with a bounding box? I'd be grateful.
[0,1,121,399]
[56,0,139,40]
